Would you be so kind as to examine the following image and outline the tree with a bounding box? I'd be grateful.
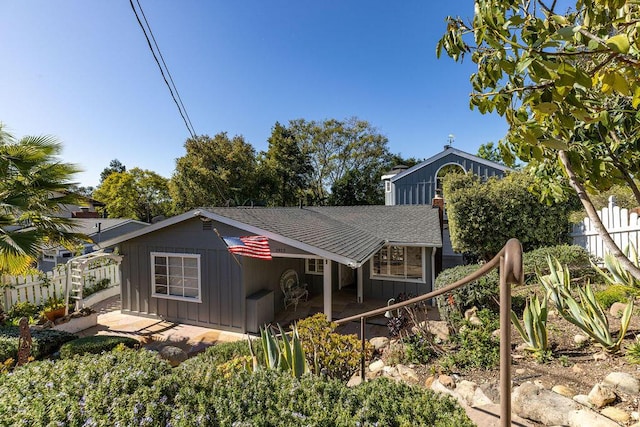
[477,142,519,168]
[443,171,577,261]
[437,0,640,279]
[100,159,126,183]
[288,117,391,205]
[68,184,95,198]
[93,168,172,222]
[0,124,87,276]
[259,122,312,206]
[170,133,259,212]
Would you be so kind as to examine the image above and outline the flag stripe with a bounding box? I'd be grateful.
[222,236,272,260]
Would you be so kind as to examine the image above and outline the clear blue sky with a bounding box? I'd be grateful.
[1,1,508,188]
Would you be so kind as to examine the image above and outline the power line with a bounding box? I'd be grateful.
[129,0,197,139]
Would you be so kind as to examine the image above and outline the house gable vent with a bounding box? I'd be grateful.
[202,221,213,231]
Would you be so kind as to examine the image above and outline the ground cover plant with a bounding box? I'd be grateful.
[59,335,139,359]
[0,326,76,361]
[0,345,475,426]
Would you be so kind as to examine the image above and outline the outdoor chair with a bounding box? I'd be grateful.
[280,269,308,311]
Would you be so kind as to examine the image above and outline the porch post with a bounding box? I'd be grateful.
[357,266,363,303]
[323,259,332,320]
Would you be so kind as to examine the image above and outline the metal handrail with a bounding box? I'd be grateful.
[335,238,523,427]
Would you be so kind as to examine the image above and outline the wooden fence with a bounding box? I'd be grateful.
[2,264,120,310]
[570,196,640,261]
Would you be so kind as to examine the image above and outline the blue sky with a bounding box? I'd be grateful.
[1,1,508,187]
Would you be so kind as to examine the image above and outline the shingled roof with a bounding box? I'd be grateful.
[100,205,442,268]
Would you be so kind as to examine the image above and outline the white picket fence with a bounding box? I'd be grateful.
[2,264,120,310]
[570,196,640,262]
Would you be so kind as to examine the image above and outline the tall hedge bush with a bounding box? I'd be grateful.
[443,171,577,260]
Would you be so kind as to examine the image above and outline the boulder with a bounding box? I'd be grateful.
[552,384,576,398]
[159,345,188,367]
[567,409,622,427]
[368,359,385,373]
[512,382,581,426]
[603,372,640,395]
[600,407,630,424]
[396,364,419,383]
[427,320,450,342]
[588,383,617,409]
[609,302,629,317]
[369,336,389,351]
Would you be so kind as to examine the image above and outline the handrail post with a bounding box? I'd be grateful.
[360,316,366,381]
[499,255,512,427]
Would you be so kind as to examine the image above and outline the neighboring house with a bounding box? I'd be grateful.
[48,190,106,218]
[39,218,149,272]
[99,205,442,334]
[382,145,512,268]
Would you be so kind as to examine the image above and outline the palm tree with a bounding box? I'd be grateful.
[0,124,87,276]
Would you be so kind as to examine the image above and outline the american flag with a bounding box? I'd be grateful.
[221,236,272,260]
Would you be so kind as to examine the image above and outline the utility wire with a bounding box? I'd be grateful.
[129,0,197,139]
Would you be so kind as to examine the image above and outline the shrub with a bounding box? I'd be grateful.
[6,301,41,323]
[0,349,474,426]
[627,337,640,365]
[523,244,596,284]
[434,264,499,328]
[443,171,577,261]
[296,313,373,381]
[402,333,439,364]
[595,284,638,309]
[441,308,500,370]
[0,326,77,361]
[179,339,255,385]
[59,335,139,359]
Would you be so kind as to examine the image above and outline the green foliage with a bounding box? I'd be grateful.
[250,324,309,378]
[170,132,260,212]
[59,335,139,359]
[540,257,634,353]
[0,326,77,361]
[0,348,474,426]
[570,186,639,223]
[443,172,576,261]
[595,284,637,309]
[99,158,126,183]
[523,244,596,284]
[401,333,439,364]
[6,301,40,322]
[83,277,111,297]
[441,309,500,370]
[93,167,172,221]
[434,264,499,328]
[626,337,640,365]
[593,243,640,288]
[296,313,373,381]
[0,124,87,275]
[511,294,551,362]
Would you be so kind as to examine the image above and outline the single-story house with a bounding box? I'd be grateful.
[99,205,442,334]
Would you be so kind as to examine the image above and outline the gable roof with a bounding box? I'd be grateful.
[70,218,148,237]
[99,205,442,268]
[390,146,511,183]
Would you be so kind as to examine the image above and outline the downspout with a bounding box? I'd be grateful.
[431,247,436,292]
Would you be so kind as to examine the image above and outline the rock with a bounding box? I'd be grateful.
[567,409,622,427]
[588,383,617,409]
[600,406,630,423]
[593,352,608,362]
[512,382,581,426]
[464,306,477,320]
[346,375,362,387]
[396,364,419,383]
[574,334,589,346]
[369,337,389,351]
[609,302,628,317]
[368,359,385,373]
[572,364,584,374]
[468,315,482,326]
[455,380,493,407]
[515,368,526,375]
[438,374,456,389]
[573,394,594,408]
[515,343,529,352]
[427,320,450,342]
[603,372,640,395]
[552,384,576,398]
[632,411,639,421]
[158,345,188,367]
[424,376,435,388]
[382,365,398,378]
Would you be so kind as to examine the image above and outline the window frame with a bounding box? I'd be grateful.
[305,258,325,275]
[151,252,202,303]
[370,245,426,283]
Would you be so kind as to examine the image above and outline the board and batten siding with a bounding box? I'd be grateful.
[393,152,507,206]
[118,217,318,332]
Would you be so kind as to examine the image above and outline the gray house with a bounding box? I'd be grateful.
[100,205,442,334]
[383,145,511,268]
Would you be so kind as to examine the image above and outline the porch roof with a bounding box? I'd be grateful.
[99,205,442,268]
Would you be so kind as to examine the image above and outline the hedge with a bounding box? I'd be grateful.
[0,327,77,361]
[59,335,139,359]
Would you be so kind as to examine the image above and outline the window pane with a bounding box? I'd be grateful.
[184,257,198,268]
[183,277,198,288]
[155,257,167,266]
[183,288,199,298]
[155,265,167,275]
[155,285,167,295]
[169,286,183,297]
[406,247,422,279]
[168,257,182,267]
[168,266,183,276]
[389,246,404,276]
[317,260,324,273]
[183,266,198,278]
[169,276,183,286]
[155,275,167,286]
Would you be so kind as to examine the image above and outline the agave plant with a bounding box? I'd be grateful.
[592,243,640,289]
[539,257,633,354]
[249,323,309,378]
[511,294,550,362]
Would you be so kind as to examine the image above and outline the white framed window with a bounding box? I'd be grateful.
[151,252,202,303]
[42,250,57,262]
[371,245,425,283]
[384,181,392,193]
[305,258,324,275]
